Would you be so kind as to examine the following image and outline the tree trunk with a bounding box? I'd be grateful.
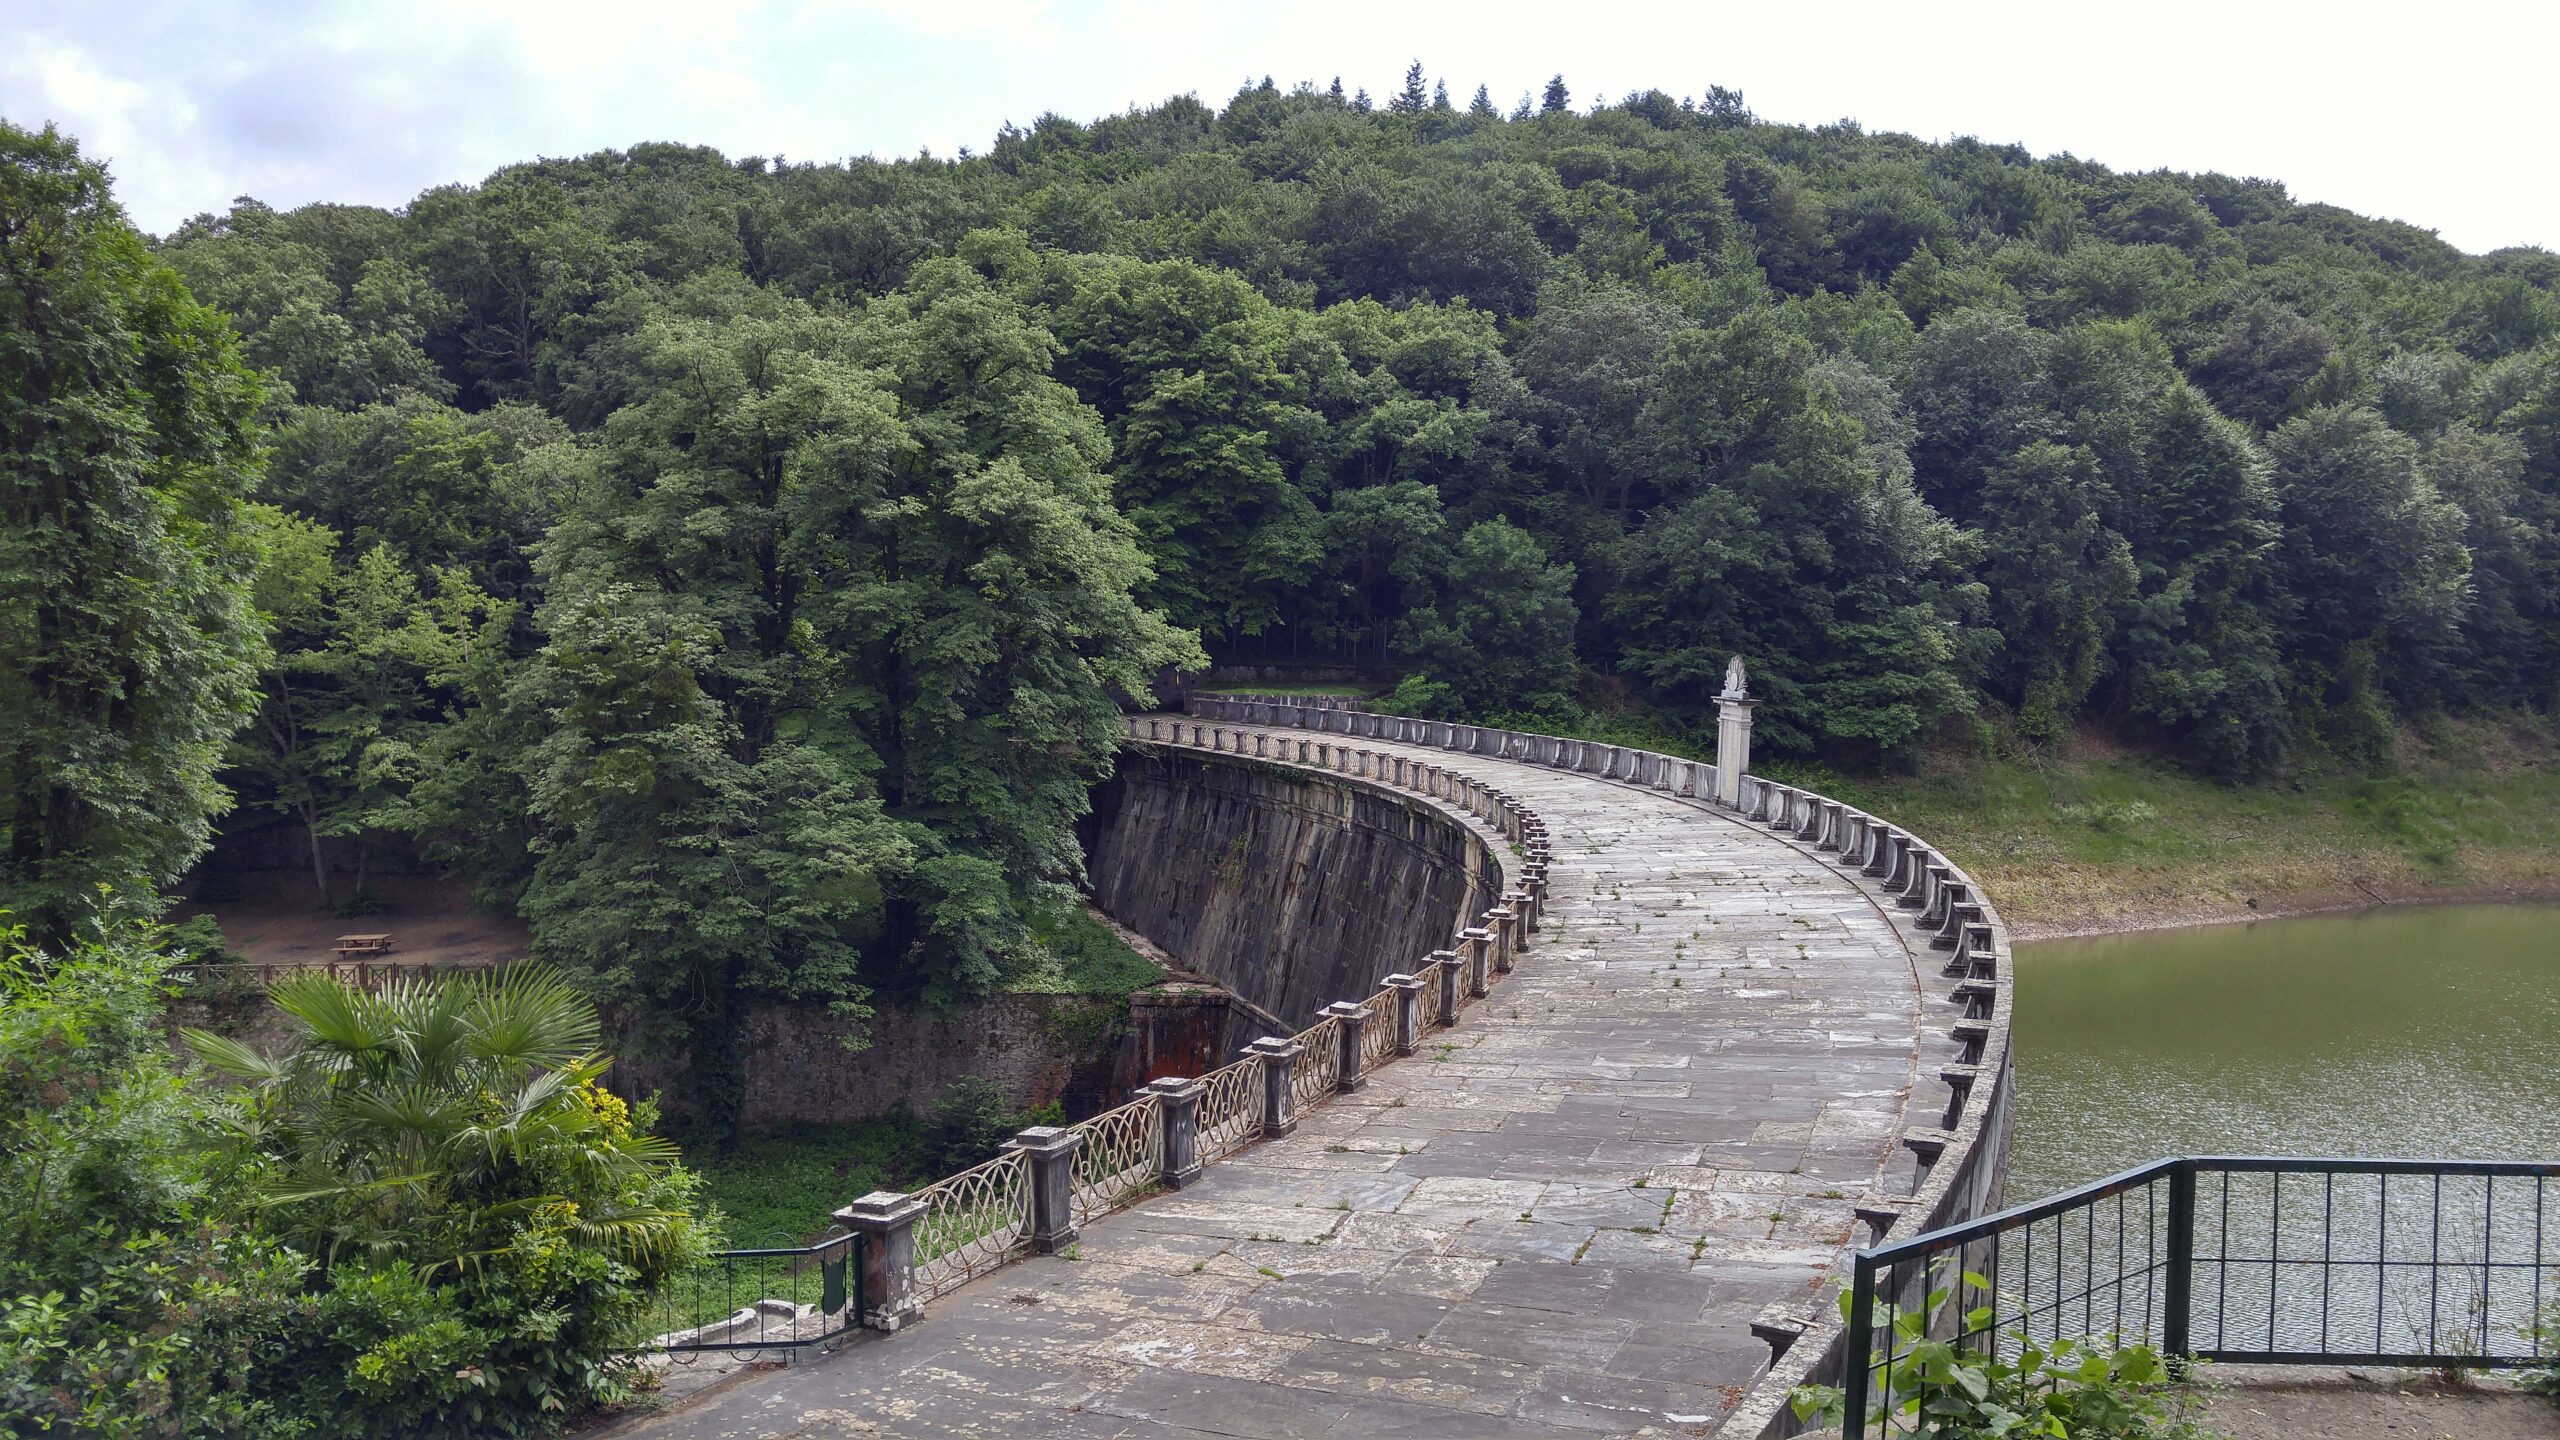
[304,805,332,911]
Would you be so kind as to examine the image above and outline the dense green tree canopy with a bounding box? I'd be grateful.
[10,72,2560,1439]
[15,71,2560,1121]
[0,121,267,946]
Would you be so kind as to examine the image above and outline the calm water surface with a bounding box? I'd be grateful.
[2009,903,2560,1202]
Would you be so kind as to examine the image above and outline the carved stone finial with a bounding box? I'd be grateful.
[1722,655,1749,699]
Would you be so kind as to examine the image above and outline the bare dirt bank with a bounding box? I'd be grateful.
[2197,1366,2559,1440]
[2008,876,2560,942]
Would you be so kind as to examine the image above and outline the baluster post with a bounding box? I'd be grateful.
[1004,1126,1084,1255]
[1431,948,1461,1026]
[1384,973,1423,1055]
[833,1191,927,1330]
[1144,1077,1205,1189]
[1491,901,1522,967]
[1247,1036,1304,1138]
[1324,1000,1369,1092]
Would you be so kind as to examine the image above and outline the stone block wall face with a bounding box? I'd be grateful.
[1082,747,1502,1029]
[605,988,1231,1129]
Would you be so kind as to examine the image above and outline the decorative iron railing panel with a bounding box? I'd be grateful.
[1069,1095,1164,1227]
[1292,1017,1341,1106]
[1196,1056,1265,1162]
[1359,989,1398,1072]
[913,1150,1033,1302]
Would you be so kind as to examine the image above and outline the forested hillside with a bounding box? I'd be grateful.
[13,68,2560,1102]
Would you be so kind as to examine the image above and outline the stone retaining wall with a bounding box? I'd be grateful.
[1083,744,1503,1035]
[605,987,1234,1129]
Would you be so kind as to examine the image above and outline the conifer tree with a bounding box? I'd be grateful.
[1392,60,1429,115]
[1469,84,1498,118]
[1541,74,1572,113]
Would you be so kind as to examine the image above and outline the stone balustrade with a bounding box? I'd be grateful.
[822,713,1550,1335]
[699,686,2013,1440]
[1174,692,2016,1439]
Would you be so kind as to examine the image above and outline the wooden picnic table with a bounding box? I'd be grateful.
[334,933,393,956]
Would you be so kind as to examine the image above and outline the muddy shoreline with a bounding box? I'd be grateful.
[2004,876,2560,943]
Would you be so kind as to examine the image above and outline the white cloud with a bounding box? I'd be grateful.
[807,0,1063,43]
[679,66,763,108]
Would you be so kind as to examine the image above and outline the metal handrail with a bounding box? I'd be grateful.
[637,1230,866,1355]
[1841,1154,2560,1437]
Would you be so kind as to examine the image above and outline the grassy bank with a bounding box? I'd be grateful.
[687,1119,934,1247]
[1803,716,2560,938]
[1190,690,2560,937]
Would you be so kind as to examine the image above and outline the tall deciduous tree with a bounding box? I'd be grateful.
[520,269,1195,1128]
[2114,383,2291,776]
[1608,309,1977,756]
[1394,518,1579,715]
[1977,441,2138,740]
[0,122,266,944]
[232,519,494,909]
[2266,406,2472,741]
[1034,252,1321,643]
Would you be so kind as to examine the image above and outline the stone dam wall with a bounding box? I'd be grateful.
[602,736,1510,1130]
[1177,695,2018,1438]
[1081,743,1506,1041]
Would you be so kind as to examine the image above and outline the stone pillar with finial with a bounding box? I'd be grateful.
[1714,655,1756,810]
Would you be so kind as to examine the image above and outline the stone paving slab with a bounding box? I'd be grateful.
[613,729,1939,1440]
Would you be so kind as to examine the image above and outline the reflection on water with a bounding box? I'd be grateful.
[2010,903,2560,1201]
[1984,907,2560,1363]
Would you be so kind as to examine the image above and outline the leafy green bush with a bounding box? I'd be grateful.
[927,1076,1029,1175]
[2525,1309,2560,1396]
[1791,1269,2222,1439]
[185,967,710,1437]
[0,919,312,1439]
[921,1076,1072,1175]
[1376,673,1459,719]
[164,912,248,966]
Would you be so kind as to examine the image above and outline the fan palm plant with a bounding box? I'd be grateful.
[184,965,692,1281]
[184,967,707,1434]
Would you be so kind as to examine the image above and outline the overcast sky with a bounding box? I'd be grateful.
[4,0,2551,253]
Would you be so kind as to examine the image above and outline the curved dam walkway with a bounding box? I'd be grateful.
[625,717,1977,1440]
